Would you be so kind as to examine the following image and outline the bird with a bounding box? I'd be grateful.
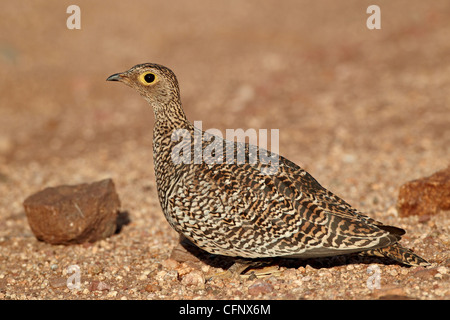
[107,63,429,276]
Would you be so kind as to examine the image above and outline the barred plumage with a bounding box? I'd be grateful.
[107,63,429,274]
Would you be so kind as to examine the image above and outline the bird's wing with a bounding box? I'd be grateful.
[279,156,405,234]
[168,152,401,258]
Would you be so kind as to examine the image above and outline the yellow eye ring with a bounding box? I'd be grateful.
[139,72,158,85]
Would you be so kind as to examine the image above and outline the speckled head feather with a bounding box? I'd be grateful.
[107,63,185,121]
[107,63,429,274]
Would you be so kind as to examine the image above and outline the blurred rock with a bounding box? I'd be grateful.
[371,286,411,300]
[412,267,438,279]
[397,166,450,217]
[170,242,202,264]
[144,283,161,293]
[170,235,203,264]
[180,270,205,288]
[161,258,180,270]
[23,179,120,245]
[48,277,67,289]
[248,280,274,296]
[89,280,111,291]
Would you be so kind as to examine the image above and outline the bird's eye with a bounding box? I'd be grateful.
[139,72,157,85]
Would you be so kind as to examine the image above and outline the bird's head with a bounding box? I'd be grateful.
[107,63,181,110]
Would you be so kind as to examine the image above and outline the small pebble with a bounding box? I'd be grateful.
[181,270,205,288]
[161,258,179,269]
[389,269,398,277]
[248,281,274,296]
[49,277,67,289]
[437,266,447,275]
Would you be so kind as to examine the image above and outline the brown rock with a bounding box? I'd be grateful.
[161,258,180,270]
[248,280,274,296]
[397,166,450,217]
[89,280,111,291]
[144,283,161,293]
[181,270,205,288]
[23,179,120,245]
[169,236,203,264]
[49,277,67,289]
[378,294,412,300]
[412,267,438,279]
[371,286,411,300]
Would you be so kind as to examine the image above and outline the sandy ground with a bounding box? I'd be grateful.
[0,1,449,300]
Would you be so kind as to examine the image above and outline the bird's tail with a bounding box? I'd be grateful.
[364,243,430,267]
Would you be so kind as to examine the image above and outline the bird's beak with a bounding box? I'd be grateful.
[106,72,124,82]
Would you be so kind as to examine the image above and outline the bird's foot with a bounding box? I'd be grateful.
[241,265,282,279]
[206,259,280,281]
[206,261,250,281]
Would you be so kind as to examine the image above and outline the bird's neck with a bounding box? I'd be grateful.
[150,94,188,123]
[152,101,194,212]
[152,98,192,134]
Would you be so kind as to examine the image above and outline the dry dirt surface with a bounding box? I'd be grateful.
[0,1,449,301]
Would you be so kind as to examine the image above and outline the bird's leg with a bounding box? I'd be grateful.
[206,258,278,281]
[206,260,251,281]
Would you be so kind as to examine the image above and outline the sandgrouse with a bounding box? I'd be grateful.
[107,63,429,275]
